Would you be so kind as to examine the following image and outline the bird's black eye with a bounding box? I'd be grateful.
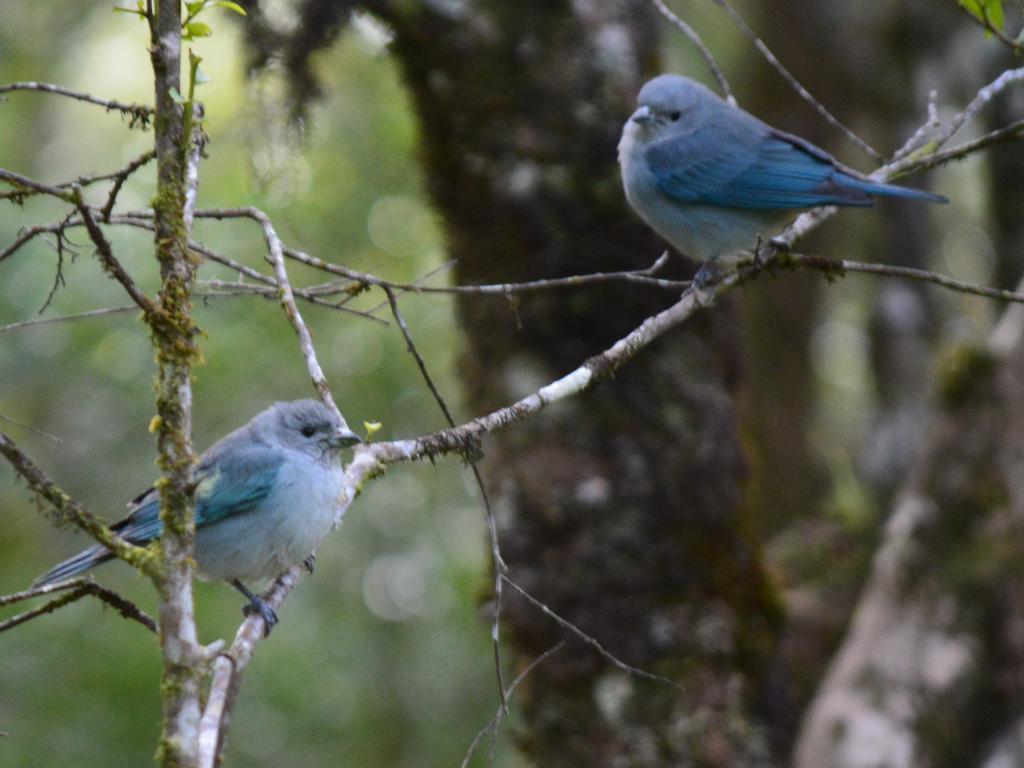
[301,425,317,438]
[669,111,682,122]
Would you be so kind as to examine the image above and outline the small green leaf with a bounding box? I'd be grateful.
[987,0,1005,28]
[214,1,247,15]
[168,86,187,105]
[185,20,212,38]
[363,421,382,440]
[185,1,207,14]
[959,0,1005,30]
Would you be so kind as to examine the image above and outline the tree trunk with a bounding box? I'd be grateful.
[367,1,783,764]
[795,298,1024,767]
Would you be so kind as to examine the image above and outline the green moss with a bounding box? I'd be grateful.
[357,463,387,490]
[145,146,206,563]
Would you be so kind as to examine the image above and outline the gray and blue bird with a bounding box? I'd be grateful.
[619,74,946,279]
[33,399,362,633]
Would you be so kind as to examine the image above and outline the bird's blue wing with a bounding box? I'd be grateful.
[646,122,878,210]
[114,451,281,544]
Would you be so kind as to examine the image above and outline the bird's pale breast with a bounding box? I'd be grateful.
[194,454,345,582]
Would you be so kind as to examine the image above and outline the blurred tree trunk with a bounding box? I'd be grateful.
[794,300,1024,768]
[731,8,845,746]
[363,3,785,764]
[734,1,953,746]
[738,0,948,515]
[989,82,1024,291]
[737,4,831,540]
[845,0,948,505]
[735,0,946,532]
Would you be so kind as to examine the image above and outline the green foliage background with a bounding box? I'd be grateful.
[0,3,520,766]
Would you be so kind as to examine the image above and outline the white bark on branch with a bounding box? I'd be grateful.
[197,570,301,768]
[250,207,356,433]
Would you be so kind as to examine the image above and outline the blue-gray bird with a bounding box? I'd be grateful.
[33,399,362,633]
[619,74,946,281]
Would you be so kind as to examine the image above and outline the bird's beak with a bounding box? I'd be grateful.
[630,105,654,126]
[326,427,363,449]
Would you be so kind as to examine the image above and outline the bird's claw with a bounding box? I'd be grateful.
[243,597,279,637]
[303,554,316,574]
[751,237,767,269]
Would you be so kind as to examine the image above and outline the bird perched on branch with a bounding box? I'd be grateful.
[33,399,362,634]
[618,74,947,284]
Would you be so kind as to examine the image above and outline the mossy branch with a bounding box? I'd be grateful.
[0,431,156,577]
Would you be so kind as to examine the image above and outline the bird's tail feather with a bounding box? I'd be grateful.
[32,545,114,588]
[852,178,948,204]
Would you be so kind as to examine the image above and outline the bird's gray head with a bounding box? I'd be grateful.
[253,399,361,460]
[627,74,715,139]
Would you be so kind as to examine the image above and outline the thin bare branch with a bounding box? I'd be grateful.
[706,0,884,161]
[502,575,684,691]
[0,284,385,336]
[101,151,157,221]
[786,252,1024,303]
[73,191,158,315]
[193,208,677,292]
[383,285,510,711]
[0,213,385,323]
[0,81,153,127]
[938,66,1024,149]
[28,208,678,295]
[362,259,458,314]
[0,220,73,263]
[196,279,387,323]
[0,578,81,607]
[383,286,458,425]
[0,578,158,633]
[0,306,138,334]
[885,118,1024,178]
[0,413,61,442]
[0,168,74,201]
[282,246,678,296]
[460,641,565,768]
[248,207,354,431]
[0,151,155,207]
[648,0,735,105]
[892,89,941,161]
[37,246,67,315]
[105,213,307,285]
